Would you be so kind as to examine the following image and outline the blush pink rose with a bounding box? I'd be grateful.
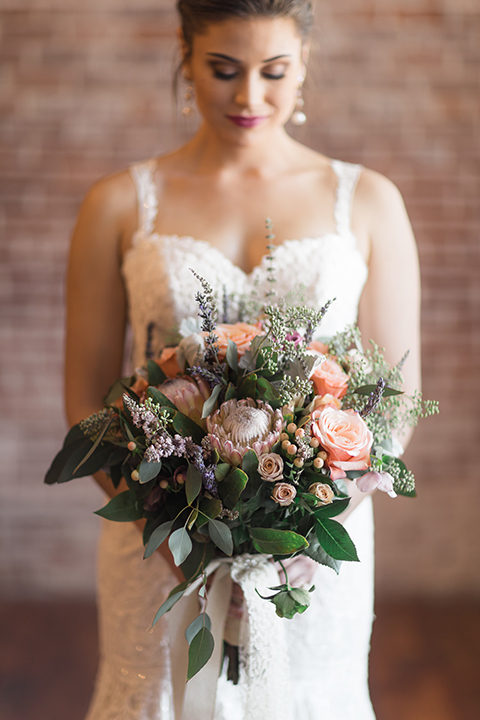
[209,323,264,361]
[310,357,349,399]
[307,340,329,356]
[309,394,342,412]
[311,407,373,480]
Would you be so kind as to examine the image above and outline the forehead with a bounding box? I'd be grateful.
[191,16,303,61]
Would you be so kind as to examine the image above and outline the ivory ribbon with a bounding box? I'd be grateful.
[167,554,293,720]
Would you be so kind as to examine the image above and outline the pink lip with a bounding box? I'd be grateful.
[226,115,269,128]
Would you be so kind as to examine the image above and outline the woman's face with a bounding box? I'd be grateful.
[183,17,307,143]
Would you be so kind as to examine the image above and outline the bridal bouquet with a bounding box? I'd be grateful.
[45,272,437,680]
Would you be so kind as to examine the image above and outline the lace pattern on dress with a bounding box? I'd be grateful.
[130,159,159,238]
[331,159,364,237]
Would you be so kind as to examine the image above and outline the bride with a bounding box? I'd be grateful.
[65,1,421,718]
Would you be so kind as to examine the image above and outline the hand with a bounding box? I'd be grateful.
[228,581,245,620]
[275,555,318,588]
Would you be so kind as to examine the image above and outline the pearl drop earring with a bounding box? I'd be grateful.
[291,76,307,126]
[182,81,195,118]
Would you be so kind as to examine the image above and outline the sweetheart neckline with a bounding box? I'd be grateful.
[123,230,368,278]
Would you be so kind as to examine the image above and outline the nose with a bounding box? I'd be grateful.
[233,72,264,109]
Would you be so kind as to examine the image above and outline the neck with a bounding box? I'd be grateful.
[177,122,301,177]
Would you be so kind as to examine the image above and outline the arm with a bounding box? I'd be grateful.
[65,173,184,583]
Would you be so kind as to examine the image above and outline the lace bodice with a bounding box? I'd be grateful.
[85,157,376,720]
[122,158,368,369]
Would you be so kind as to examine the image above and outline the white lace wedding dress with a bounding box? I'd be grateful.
[84,158,376,720]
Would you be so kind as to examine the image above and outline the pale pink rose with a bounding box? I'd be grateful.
[207,323,263,361]
[308,340,329,356]
[308,482,335,505]
[310,357,349,399]
[258,453,284,482]
[311,407,373,481]
[356,471,397,498]
[155,347,181,378]
[271,482,297,506]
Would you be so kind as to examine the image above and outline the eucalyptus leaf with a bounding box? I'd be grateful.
[147,387,177,410]
[241,449,259,476]
[138,459,162,484]
[214,463,231,483]
[202,383,222,419]
[143,520,173,559]
[185,613,212,645]
[315,518,359,562]
[104,375,136,405]
[187,625,215,680]
[168,527,193,566]
[151,589,185,628]
[198,497,222,522]
[172,411,205,444]
[44,436,89,485]
[186,464,203,505]
[226,338,239,372]
[208,519,233,556]
[94,490,144,522]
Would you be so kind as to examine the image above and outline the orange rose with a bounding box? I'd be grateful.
[210,323,263,361]
[155,347,181,378]
[113,376,148,408]
[311,407,373,481]
[311,357,349,399]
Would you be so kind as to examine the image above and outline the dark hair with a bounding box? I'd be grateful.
[177,0,314,60]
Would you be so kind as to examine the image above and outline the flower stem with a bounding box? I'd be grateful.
[278,560,291,590]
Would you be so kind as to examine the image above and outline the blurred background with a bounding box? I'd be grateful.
[1,0,479,718]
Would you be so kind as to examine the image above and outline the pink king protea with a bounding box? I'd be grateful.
[207,398,284,466]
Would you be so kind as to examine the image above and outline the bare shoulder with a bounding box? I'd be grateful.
[82,168,137,227]
[356,167,406,216]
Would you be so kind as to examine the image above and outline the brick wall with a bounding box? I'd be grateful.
[1,0,479,598]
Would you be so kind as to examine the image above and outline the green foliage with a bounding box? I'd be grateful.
[187,623,215,680]
[168,527,193,566]
[218,468,248,510]
[147,360,167,386]
[94,490,144,522]
[138,459,162,484]
[315,518,359,562]
[208,519,233,556]
[249,528,308,555]
[186,464,202,505]
[143,521,173,559]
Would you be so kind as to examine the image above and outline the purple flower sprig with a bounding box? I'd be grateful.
[360,378,386,418]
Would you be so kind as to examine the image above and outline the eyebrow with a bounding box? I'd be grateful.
[206,53,291,63]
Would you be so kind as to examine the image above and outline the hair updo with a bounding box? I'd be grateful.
[177,0,314,60]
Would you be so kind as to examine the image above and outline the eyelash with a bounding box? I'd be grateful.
[213,70,286,81]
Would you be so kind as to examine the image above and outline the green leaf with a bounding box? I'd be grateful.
[354,384,403,397]
[218,467,248,510]
[198,498,222,524]
[256,377,280,404]
[314,497,351,519]
[151,589,186,628]
[239,373,257,400]
[94,490,144,522]
[138,459,162,484]
[226,338,238,372]
[288,588,312,607]
[187,625,215,680]
[168,527,193,566]
[185,613,212,645]
[63,424,87,447]
[273,591,297,618]
[303,534,342,574]
[214,463,231,483]
[44,436,88,485]
[104,375,136,405]
[315,518,359,562]
[172,411,205,445]
[208,519,233,556]
[225,383,236,401]
[249,528,308,555]
[201,383,222,419]
[147,359,167,386]
[147,386,177,410]
[143,520,173,559]
[186,464,203,505]
[241,449,259,476]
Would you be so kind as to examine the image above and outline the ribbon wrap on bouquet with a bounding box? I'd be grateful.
[167,553,294,720]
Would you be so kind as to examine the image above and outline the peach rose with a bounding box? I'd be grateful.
[308,482,335,505]
[271,482,297,506]
[209,323,263,361]
[155,347,181,378]
[311,406,373,481]
[258,453,284,482]
[307,340,329,356]
[308,394,342,413]
[310,357,349,399]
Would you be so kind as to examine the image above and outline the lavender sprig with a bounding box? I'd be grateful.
[190,270,219,365]
[360,378,386,418]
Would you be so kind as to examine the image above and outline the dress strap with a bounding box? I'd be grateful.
[129,159,159,238]
[330,159,364,237]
